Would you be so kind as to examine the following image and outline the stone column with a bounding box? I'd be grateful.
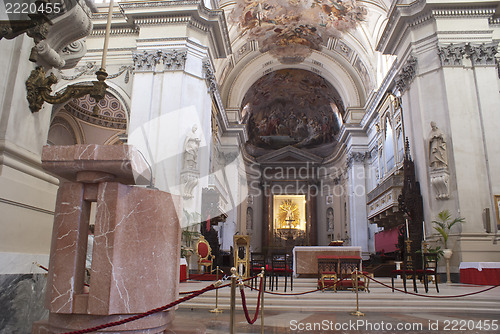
[347,151,370,255]
[32,144,180,334]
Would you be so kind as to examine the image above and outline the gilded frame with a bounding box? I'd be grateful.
[495,195,500,227]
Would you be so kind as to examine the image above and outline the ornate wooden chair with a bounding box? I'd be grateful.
[196,235,214,274]
[350,271,371,293]
[317,257,338,292]
[416,252,439,293]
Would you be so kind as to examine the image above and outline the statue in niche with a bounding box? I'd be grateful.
[183,124,201,170]
[246,207,253,231]
[428,121,448,170]
[326,207,334,232]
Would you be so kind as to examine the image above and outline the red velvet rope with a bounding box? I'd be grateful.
[179,282,231,295]
[239,275,263,324]
[366,274,500,298]
[60,283,218,334]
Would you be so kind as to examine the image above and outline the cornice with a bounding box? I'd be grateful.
[377,1,497,54]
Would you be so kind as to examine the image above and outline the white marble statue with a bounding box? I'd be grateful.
[183,125,201,170]
[429,121,448,170]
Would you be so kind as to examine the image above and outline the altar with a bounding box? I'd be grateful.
[459,262,500,285]
[293,246,362,277]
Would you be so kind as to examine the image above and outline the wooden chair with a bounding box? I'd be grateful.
[270,251,293,292]
[416,252,439,293]
[317,257,338,292]
[196,235,214,274]
[250,252,270,289]
[391,256,418,293]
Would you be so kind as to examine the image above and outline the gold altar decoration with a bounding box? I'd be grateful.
[230,0,366,63]
[278,199,299,228]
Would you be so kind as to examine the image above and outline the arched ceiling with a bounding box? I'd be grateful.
[243,69,343,157]
[62,93,127,130]
[217,0,393,121]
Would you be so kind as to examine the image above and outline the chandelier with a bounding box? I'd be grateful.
[231,0,366,63]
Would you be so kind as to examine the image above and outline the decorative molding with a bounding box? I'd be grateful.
[394,56,417,93]
[466,42,498,66]
[33,0,93,69]
[132,49,187,72]
[0,196,55,215]
[90,27,139,36]
[438,42,498,67]
[181,171,199,199]
[438,43,466,66]
[334,40,353,60]
[432,8,495,18]
[430,169,450,200]
[203,60,217,93]
[63,103,127,130]
[346,151,368,168]
[59,39,88,69]
[60,62,133,82]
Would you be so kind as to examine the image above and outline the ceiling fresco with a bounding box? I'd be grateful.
[230,0,366,63]
[243,69,344,156]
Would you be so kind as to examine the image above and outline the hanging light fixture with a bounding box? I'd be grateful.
[230,0,366,64]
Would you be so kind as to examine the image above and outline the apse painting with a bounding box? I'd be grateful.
[230,0,366,63]
[243,69,344,155]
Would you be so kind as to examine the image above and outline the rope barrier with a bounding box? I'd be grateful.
[241,275,350,296]
[60,282,220,334]
[239,274,263,324]
[365,274,500,298]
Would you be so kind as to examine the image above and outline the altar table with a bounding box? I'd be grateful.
[459,262,500,285]
[293,246,362,277]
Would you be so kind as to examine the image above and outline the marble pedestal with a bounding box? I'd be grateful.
[32,145,181,333]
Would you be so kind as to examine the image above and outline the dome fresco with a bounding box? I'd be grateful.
[243,69,344,155]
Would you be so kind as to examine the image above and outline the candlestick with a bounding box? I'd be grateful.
[422,221,426,241]
[405,219,409,239]
[101,0,114,71]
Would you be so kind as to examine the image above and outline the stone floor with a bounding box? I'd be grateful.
[169,309,500,333]
[168,277,500,333]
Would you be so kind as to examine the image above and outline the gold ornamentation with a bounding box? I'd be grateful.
[278,199,299,228]
[26,66,108,113]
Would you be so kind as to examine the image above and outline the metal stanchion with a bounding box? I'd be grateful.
[260,267,265,334]
[210,266,223,313]
[230,267,237,334]
[350,269,365,316]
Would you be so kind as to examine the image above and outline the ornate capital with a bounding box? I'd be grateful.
[438,43,498,67]
[133,49,187,72]
[438,43,466,66]
[394,56,417,93]
[466,42,498,66]
[346,151,368,168]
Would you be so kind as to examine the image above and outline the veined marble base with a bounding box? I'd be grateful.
[0,274,48,333]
